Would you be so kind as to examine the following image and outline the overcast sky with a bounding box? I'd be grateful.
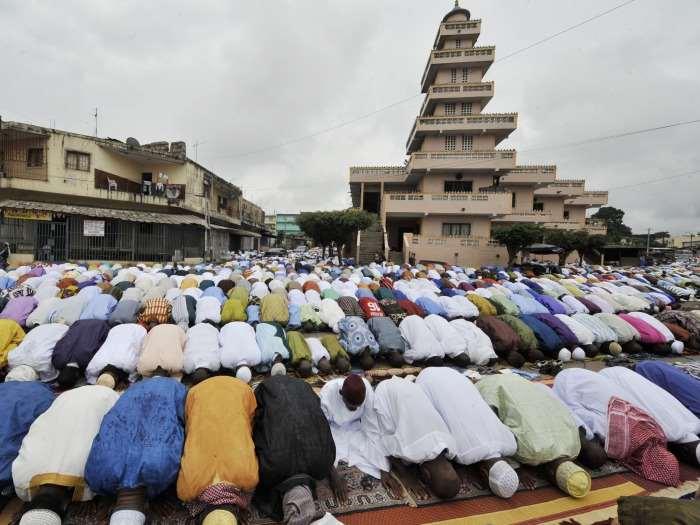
[2,0,699,234]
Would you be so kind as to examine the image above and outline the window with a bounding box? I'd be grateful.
[444,180,473,192]
[461,135,473,151]
[462,67,469,82]
[511,192,517,208]
[26,148,43,167]
[65,150,90,171]
[563,210,570,220]
[455,39,462,48]
[450,68,457,83]
[444,103,455,116]
[442,223,472,237]
[533,201,544,212]
[460,102,472,115]
[445,135,456,151]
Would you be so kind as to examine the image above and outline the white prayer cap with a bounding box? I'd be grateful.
[5,365,38,382]
[488,460,519,498]
[572,347,586,361]
[110,509,146,525]
[608,342,622,355]
[671,340,684,354]
[271,362,286,377]
[236,366,252,384]
[558,349,572,362]
[19,509,61,525]
[202,509,238,525]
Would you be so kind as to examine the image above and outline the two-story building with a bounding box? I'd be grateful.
[349,2,608,266]
[0,120,267,264]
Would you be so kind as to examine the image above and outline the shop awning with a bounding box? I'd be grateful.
[0,199,207,226]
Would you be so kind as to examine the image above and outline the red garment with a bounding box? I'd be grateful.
[379,277,394,289]
[397,299,425,318]
[302,281,320,294]
[605,396,679,486]
[618,314,666,345]
[358,298,385,319]
[187,482,252,516]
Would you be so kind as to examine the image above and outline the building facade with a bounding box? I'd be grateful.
[0,120,268,264]
[274,213,307,249]
[349,3,607,266]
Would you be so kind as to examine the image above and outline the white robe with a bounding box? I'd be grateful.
[424,314,467,358]
[25,297,62,328]
[320,378,388,478]
[306,338,331,365]
[12,385,119,501]
[219,322,262,368]
[373,376,456,464]
[7,323,69,382]
[552,368,629,441]
[600,366,700,444]
[304,290,322,307]
[319,299,345,334]
[85,324,147,384]
[183,323,221,374]
[417,368,517,465]
[398,315,444,363]
[554,314,595,346]
[571,314,617,344]
[448,319,497,365]
[195,296,222,324]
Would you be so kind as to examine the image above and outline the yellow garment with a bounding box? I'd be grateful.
[0,319,25,368]
[221,299,247,324]
[177,377,259,501]
[467,294,497,316]
[203,509,238,525]
[227,286,250,308]
[555,461,591,498]
[260,294,289,324]
[180,276,198,290]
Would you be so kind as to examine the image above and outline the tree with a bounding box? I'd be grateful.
[296,209,374,257]
[491,224,544,266]
[544,229,585,266]
[591,206,632,242]
[580,234,607,264]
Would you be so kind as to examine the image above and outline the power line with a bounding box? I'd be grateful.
[607,169,700,192]
[206,0,639,161]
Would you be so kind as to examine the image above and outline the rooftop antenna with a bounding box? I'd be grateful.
[92,107,98,137]
[192,140,207,161]
[455,0,459,6]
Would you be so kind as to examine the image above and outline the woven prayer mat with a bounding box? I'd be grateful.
[403,461,628,508]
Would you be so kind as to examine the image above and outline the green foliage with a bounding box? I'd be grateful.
[296,209,375,256]
[492,224,544,265]
[544,229,588,266]
[591,206,632,242]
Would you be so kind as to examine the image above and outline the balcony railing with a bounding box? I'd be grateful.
[384,191,512,216]
[434,19,482,47]
[407,113,518,152]
[492,210,553,222]
[422,46,496,91]
[498,166,557,185]
[349,166,407,183]
[407,150,516,172]
[421,82,494,116]
[534,180,585,197]
[565,191,609,207]
[585,218,607,234]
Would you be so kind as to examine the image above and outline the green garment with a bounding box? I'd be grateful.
[476,374,580,466]
[260,294,289,324]
[374,288,394,301]
[563,283,585,298]
[300,304,323,330]
[221,298,247,324]
[287,331,312,366]
[467,294,497,316]
[227,286,250,308]
[320,334,349,362]
[497,315,538,352]
[488,294,520,316]
[321,289,341,301]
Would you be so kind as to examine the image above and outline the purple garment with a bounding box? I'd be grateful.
[27,266,46,278]
[521,279,545,294]
[458,282,475,292]
[528,291,568,315]
[576,297,602,314]
[77,278,98,290]
[52,319,110,370]
[0,296,37,326]
[532,313,579,348]
[392,290,408,301]
[635,361,700,418]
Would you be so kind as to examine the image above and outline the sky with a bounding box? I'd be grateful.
[2,0,699,234]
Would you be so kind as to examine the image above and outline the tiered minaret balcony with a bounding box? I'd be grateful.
[534,180,585,197]
[433,19,482,48]
[384,191,512,216]
[420,82,494,116]
[406,113,517,153]
[406,150,516,173]
[421,46,495,92]
[565,191,609,207]
[498,166,557,185]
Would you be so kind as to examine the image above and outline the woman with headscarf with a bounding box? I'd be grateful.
[85,377,186,525]
[12,384,119,525]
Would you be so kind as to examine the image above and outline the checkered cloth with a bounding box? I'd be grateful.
[606,396,680,486]
[186,483,252,517]
[138,298,172,325]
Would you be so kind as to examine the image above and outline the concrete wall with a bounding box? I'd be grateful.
[432,101,482,116]
[419,172,494,193]
[421,214,492,237]
[436,66,483,84]
[421,134,494,151]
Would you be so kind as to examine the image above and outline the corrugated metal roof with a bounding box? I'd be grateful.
[0,199,207,226]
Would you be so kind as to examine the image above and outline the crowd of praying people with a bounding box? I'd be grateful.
[0,255,699,524]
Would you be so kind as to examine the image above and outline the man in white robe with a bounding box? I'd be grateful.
[183,323,221,383]
[7,324,69,382]
[84,323,147,385]
[12,384,119,525]
[423,315,470,367]
[398,315,445,365]
[219,322,262,381]
[372,376,460,500]
[448,319,498,366]
[416,368,519,498]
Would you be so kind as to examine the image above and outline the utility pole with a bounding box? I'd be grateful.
[92,108,98,137]
[645,227,651,258]
[192,140,206,162]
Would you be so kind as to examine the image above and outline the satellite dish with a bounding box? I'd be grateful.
[165,185,181,199]
[126,137,140,147]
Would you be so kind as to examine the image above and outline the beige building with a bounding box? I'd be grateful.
[349,2,607,266]
[0,120,267,264]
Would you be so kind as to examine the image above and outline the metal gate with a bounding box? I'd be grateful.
[35,221,67,262]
